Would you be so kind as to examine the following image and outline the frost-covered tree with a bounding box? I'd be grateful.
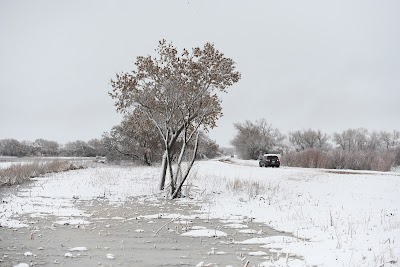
[289,129,330,151]
[102,110,162,165]
[333,128,369,151]
[34,139,59,156]
[333,128,400,152]
[230,119,284,160]
[87,138,105,156]
[379,130,400,150]
[63,140,96,157]
[367,131,381,151]
[109,40,240,198]
[0,139,27,157]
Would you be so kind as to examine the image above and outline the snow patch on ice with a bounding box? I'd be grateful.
[70,247,87,251]
[248,251,268,256]
[238,229,258,234]
[181,229,227,237]
[106,253,115,259]
[224,223,248,229]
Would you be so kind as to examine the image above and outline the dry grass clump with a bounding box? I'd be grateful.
[226,178,265,199]
[225,178,281,204]
[0,160,83,186]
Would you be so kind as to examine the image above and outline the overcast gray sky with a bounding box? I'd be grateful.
[1,1,399,147]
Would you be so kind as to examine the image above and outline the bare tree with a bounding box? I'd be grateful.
[0,139,27,157]
[333,131,347,151]
[109,40,240,198]
[379,130,400,150]
[231,119,284,160]
[34,139,59,156]
[289,129,330,151]
[367,131,382,151]
[333,128,368,151]
[354,128,368,151]
[393,130,400,147]
[63,140,96,157]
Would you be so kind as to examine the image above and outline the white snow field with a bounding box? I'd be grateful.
[1,158,399,267]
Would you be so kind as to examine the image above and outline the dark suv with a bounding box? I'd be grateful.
[259,154,280,168]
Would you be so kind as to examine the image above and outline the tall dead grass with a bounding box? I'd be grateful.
[0,160,83,186]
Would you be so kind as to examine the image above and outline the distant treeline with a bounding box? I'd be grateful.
[0,131,221,166]
[0,138,104,158]
[230,119,400,171]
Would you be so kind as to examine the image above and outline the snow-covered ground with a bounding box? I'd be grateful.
[193,159,400,266]
[1,159,399,267]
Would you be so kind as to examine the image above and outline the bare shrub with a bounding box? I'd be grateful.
[281,149,333,169]
[371,150,395,172]
[0,160,83,187]
[393,147,400,167]
[283,149,396,171]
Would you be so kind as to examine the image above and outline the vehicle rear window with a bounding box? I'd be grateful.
[266,156,278,160]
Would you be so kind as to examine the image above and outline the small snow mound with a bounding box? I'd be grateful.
[135,229,145,233]
[64,252,73,258]
[106,253,115,259]
[238,229,258,234]
[14,264,29,267]
[23,251,33,256]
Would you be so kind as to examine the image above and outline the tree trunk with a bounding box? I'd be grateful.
[143,153,151,166]
[159,151,168,190]
[174,139,187,188]
[171,131,200,199]
[166,148,175,195]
